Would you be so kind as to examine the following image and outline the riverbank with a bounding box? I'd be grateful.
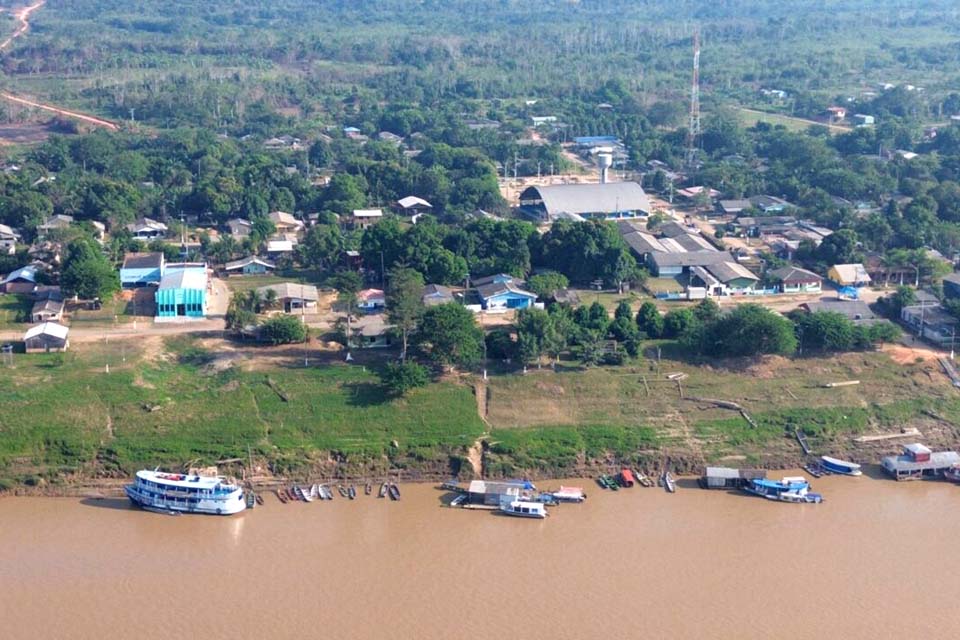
[2,336,960,494]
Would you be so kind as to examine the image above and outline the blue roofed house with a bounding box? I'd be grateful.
[223,256,275,276]
[475,281,537,312]
[120,252,165,287]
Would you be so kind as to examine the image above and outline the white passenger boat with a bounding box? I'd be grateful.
[552,486,587,503]
[820,455,863,476]
[499,500,547,519]
[125,469,247,515]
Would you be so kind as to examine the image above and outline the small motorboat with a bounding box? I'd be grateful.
[803,463,824,479]
[663,471,676,493]
[378,482,388,498]
[619,469,635,488]
[338,485,348,498]
[635,470,653,487]
[348,485,357,500]
[292,486,306,502]
[300,486,314,503]
[245,492,256,509]
[310,484,320,500]
[945,464,960,483]
[820,455,863,476]
[389,483,400,501]
[364,482,372,496]
[255,493,265,506]
[286,487,298,502]
[535,493,559,506]
[604,475,619,491]
[320,485,333,500]
[499,500,547,519]
[275,489,288,504]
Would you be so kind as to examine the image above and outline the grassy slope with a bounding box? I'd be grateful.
[0,338,484,485]
[484,351,960,473]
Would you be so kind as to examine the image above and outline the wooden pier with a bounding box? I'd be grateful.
[795,429,812,455]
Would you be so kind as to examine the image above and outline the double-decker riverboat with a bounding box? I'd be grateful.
[125,469,247,515]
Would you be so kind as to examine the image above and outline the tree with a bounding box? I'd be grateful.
[885,285,917,318]
[387,266,425,361]
[260,315,308,345]
[418,303,484,368]
[526,271,569,299]
[662,308,697,338]
[816,228,860,266]
[379,361,430,396]
[636,301,663,338]
[701,304,797,357]
[516,307,552,368]
[485,329,517,360]
[60,238,119,300]
[298,224,343,272]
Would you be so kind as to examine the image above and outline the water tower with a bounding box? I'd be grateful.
[596,152,613,184]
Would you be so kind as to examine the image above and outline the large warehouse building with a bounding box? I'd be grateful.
[518,181,651,221]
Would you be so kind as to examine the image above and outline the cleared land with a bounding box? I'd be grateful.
[0,337,485,488]
[736,108,852,134]
[484,351,960,475]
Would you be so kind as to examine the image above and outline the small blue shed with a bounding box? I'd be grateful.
[476,282,536,312]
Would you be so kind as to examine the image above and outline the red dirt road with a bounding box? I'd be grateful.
[0,1,118,131]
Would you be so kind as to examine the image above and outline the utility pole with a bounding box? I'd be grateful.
[685,28,701,169]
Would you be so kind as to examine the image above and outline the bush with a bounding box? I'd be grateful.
[485,329,517,360]
[380,361,430,396]
[260,315,308,345]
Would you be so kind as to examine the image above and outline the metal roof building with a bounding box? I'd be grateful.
[518,182,651,221]
[155,267,208,321]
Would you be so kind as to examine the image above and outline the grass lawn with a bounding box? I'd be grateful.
[643,277,685,295]
[0,337,484,484]
[736,108,851,135]
[568,289,646,312]
[68,294,142,328]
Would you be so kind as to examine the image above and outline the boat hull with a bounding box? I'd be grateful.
[125,485,246,515]
[820,456,862,476]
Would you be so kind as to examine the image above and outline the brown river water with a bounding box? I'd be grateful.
[2,471,960,639]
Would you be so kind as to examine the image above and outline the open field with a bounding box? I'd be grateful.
[0,294,30,330]
[484,350,960,474]
[736,108,852,135]
[0,337,484,488]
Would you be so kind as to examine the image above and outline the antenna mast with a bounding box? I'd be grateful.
[686,28,701,168]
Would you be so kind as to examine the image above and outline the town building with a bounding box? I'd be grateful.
[127,218,168,240]
[768,266,823,294]
[853,114,875,126]
[357,288,386,312]
[0,265,37,294]
[475,281,537,312]
[226,218,253,238]
[268,211,305,235]
[422,284,455,306]
[0,223,20,255]
[748,195,793,214]
[350,209,384,230]
[518,182,651,221]
[266,240,295,256]
[256,283,319,313]
[30,293,64,323]
[223,256,276,276]
[120,253,165,287]
[689,261,760,296]
[801,299,877,323]
[467,480,528,506]
[717,200,752,216]
[24,322,69,353]
[353,315,394,349]
[828,263,871,287]
[155,266,208,321]
[37,214,74,237]
[395,196,433,216]
[900,304,958,346]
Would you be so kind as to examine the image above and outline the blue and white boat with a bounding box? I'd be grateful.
[125,469,247,515]
[820,455,862,476]
[744,476,823,504]
[499,500,548,519]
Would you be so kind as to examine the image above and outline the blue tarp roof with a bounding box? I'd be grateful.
[573,136,619,145]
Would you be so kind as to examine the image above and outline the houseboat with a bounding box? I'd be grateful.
[820,455,862,476]
[125,469,247,515]
[743,476,823,504]
[499,500,547,519]
[882,443,960,481]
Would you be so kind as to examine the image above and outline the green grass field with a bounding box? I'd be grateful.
[0,337,484,485]
[0,294,30,330]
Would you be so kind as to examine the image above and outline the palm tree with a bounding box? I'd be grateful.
[262,288,278,310]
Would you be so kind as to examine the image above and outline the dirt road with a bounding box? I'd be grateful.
[0,1,118,131]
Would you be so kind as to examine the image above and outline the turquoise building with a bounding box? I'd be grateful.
[155,267,207,320]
